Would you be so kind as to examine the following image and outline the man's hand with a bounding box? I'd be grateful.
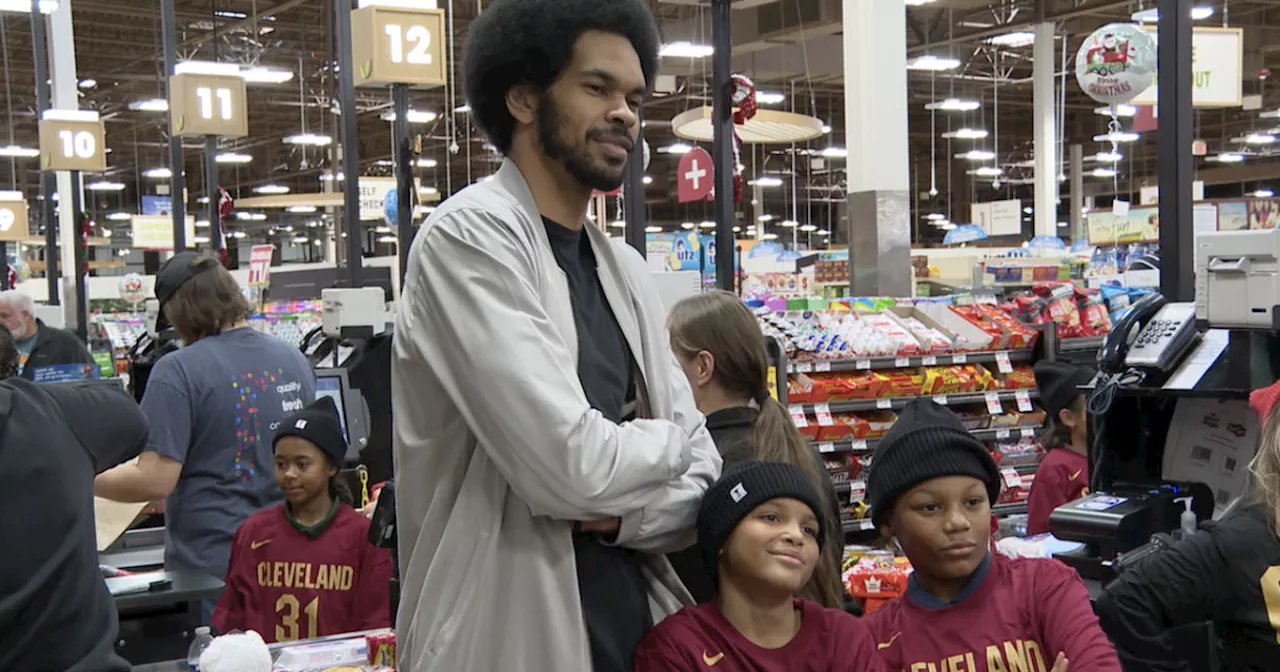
[579,518,621,534]
[1050,653,1068,672]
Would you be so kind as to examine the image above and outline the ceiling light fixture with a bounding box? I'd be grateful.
[0,145,39,158]
[415,158,438,168]
[780,219,799,228]
[1253,189,1276,198]
[985,31,1036,48]
[925,98,980,112]
[77,78,96,89]
[283,133,333,146]
[175,60,241,77]
[239,66,294,84]
[1132,5,1213,21]
[142,167,172,179]
[755,92,785,105]
[288,205,317,213]
[698,221,715,229]
[957,150,996,161]
[129,98,169,112]
[943,128,989,139]
[820,146,848,158]
[1243,133,1277,145]
[968,167,1004,177]
[106,212,132,221]
[215,152,252,164]
[762,233,779,240]
[254,184,290,195]
[680,222,695,230]
[85,181,126,191]
[454,103,471,113]
[381,109,438,123]
[1094,131,1140,143]
[643,175,653,184]
[1088,151,1124,163]
[1212,153,1246,163]
[799,224,818,232]
[644,225,662,233]
[1095,105,1138,117]
[925,213,946,221]
[659,143,693,154]
[1091,168,1118,178]
[660,42,714,58]
[906,55,961,71]
[748,177,784,187]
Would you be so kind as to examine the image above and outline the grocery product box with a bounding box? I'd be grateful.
[916,303,998,351]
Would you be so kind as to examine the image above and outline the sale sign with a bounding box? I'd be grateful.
[247,244,275,287]
[677,147,714,203]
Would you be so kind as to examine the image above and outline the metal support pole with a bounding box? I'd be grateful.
[623,108,646,253]
[336,0,363,287]
[711,0,735,291]
[69,171,86,341]
[161,0,186,251]
[1157,0,1194,301]
[205,136,221,254]
[392,84,413,285]
[1032,19,1058,237]
[31,4,58,303]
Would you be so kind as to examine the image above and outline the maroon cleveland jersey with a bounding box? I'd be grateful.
[1026,448,1090,536]
[634,599,887,672]
[865,554,1120,672]
[212,503,392,643]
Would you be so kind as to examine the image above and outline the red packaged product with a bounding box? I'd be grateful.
[1075,287,1112,336]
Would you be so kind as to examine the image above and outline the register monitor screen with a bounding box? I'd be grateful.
[314,368,367,463]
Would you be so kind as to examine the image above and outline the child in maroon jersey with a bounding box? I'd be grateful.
[634,461,885,672]
[212,397,392,643]
[863,399,1119,672]
[1025,361,1095,536]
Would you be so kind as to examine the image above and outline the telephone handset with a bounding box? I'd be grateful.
[1098,293,1198,374]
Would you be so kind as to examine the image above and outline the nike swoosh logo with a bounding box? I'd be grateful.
[1069,469,1083,481]
[702,651,725,666]
[251,539,272,550]
[877,633,902,650]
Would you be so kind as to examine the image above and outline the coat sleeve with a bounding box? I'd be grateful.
[1094,530,1227,672]
[46,379,149,473]
[212,525,250,635]
[399,209,694,521]
[1035,561,1122,670]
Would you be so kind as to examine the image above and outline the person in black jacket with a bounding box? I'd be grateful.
[667,290,846,608]
[0,290,94,380]
[0,327,149,671]
[1094,382,1280,672]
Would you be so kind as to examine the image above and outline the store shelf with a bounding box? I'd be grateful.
[843,518,876,534]
[832,460,1039,497]
[1058,335,1106,353]
[792,388,1039,416]
[816,424,1043,456]
[992,502,1028,517]
[786,349,1033,374]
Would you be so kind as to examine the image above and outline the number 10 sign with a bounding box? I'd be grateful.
[352,3,447,87]
[38,110,107,172]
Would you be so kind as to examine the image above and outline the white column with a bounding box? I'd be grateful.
[842,0,910,295]
[47,1,79,291]
[1033,21,1058,237]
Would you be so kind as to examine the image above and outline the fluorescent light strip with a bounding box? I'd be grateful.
[175,60,241,77]
[0,145,39,158]
[42,109,99,122]
[660,42,713,58]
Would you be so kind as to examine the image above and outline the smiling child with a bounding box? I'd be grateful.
[634,461,885,671]
[212,397,392,642]
[863,399,1119,672]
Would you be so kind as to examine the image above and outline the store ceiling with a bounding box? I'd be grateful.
[0,0,1279,250]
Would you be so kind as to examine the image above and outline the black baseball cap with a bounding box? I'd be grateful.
[154,251,221,333]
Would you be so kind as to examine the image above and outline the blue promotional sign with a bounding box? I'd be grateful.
[32,363,101,383]
[141,195,173,216]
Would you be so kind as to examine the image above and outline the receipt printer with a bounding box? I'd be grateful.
[1048,481,1214,580]
[1196,228,1280,328]
[321,287,391,339]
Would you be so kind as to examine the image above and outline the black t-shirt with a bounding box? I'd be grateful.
[0,378,148,671]
[1096,502,1280,671]
[543,217,651,672]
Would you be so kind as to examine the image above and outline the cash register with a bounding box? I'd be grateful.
[1048,480,1214,581]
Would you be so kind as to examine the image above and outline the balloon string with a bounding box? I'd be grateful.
[1110,113,1120,194]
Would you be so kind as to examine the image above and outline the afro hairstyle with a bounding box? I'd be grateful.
[463,0,662,156]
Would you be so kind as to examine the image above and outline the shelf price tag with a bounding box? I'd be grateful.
[1021,428,1037,441]
[1015,389,1033,412]
[851,439,869,452]
[952,353,968,364]
[855,359,872,371]
[894,357,911,368]
[814,360,831,372]
[996,429,1012,441]
[922,355,939,366]
[1001,467,1024,489]
[984,391,1004,415]
[850,481,867,504]
[352,5,448,87]
[817,442,835,454]
[933,395,949,406]
[876,398,893,410]
[789,404,809,428]
[795,362,813,374]
[995,352,1013,374]
[814,402,834,426]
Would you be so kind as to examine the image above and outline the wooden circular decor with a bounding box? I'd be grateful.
[671,107,826,144]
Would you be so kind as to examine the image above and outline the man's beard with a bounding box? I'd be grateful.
[536,93,630,193]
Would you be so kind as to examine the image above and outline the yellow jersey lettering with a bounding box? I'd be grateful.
[1024,641,1047,672]
[946,654,965,672]
[965,652,976,672]
[909,664,929,672]
[1004,641,1030,672]
[271,561,283,588]
[316,564,329,590]
[339,565,354,590]
[986,645,1009,672]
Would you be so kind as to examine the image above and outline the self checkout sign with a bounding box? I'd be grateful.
[0,193,29,243]
[169,66,249,138]
[38,110,107,172]
[352,0,447,87]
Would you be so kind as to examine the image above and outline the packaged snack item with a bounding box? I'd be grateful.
[366,632,396,667]
[951,404,993,431]
[1075,286,1112,336]
[845,555,911,614]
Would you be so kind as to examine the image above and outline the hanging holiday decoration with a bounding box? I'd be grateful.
[1075,24,1157,106]
[80,212,93,275]
[218,187,234,221]
[119,273,147,307]
[727,74,758,206]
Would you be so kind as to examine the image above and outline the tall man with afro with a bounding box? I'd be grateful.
[390,1,721,670]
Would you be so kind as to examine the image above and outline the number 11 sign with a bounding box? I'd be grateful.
[352,2,447,88]
[169,73,249,138]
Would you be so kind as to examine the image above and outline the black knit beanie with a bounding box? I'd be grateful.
[1034,360,1096,418]
[697,461,827,573]
[867,399,1000,528]
[273,396,347,467]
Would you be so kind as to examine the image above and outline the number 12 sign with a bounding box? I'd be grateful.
[352,5,447,87]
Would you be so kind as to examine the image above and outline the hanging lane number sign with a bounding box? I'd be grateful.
[352,4,448,88]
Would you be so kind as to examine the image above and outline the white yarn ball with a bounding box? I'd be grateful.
[198,630,273,672]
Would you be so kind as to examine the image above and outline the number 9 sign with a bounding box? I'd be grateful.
[352,5,447,88]
[0,197,30,243]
